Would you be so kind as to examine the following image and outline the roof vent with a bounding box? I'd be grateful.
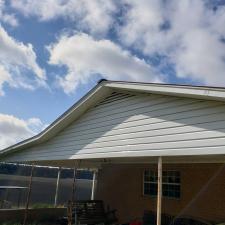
[97,78,108,84]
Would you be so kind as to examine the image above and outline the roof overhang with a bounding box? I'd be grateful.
[11,154,225,169]
[105,81,225,102]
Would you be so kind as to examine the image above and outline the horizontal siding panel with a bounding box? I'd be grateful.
[6,92,225,162]
[54,105,225,143]
[61,102,225,135]
[32,128,225,153]
[63,98,203,134]
[75,94,175,124]
[42,121,225,146]
[13,136,225,159]
[80,94,160,118]
[56,111,225,140]
[71,99,198,131]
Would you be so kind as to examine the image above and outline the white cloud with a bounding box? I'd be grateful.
[11,0,225,87]
[0,114,47,150]
[119,0,225,86]
[0,65,13,96]
[0,25,45,79]
[11,0,117,35]
[0,24,46,95]
[118,0,165,50]
[0,0,18,26]
[48,33,163,94]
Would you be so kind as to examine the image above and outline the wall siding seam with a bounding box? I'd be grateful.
[42,128,225,148]
[43,125,225,146]
[28,136,225,156]
[62,104,225,134]
[56,113,225,139]
[62,99,211,134]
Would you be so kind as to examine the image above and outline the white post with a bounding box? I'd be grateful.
[157,157,162,225]
[91,170,98,200]
[54,167,61,207]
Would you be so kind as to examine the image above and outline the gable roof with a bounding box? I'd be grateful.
[2,80,225,157]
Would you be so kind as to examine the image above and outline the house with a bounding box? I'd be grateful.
[1,80,225,224]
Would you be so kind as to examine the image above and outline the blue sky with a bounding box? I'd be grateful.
[0,0,225,149]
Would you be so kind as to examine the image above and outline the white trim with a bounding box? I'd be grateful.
[105,81,225,101]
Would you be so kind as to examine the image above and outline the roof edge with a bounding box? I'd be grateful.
[105,81,225,101]
[1,82,112,156]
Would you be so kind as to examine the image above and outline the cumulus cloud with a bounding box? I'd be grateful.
[119,0,225,86]
[47,33,162,94]
[8,0,225,87]
[0,25,46,95]
[0,114,47,150]
[0,65,13,96]
[0,0,18,26]
[11,0,117,35]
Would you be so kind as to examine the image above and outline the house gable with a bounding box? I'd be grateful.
[4,90,225,162]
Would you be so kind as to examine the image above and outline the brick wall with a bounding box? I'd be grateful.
[96,163,225,224]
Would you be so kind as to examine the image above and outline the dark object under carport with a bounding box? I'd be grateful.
[60,200,118,225]
[143,210,213,225]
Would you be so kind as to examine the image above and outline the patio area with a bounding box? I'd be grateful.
[2,155,222,225]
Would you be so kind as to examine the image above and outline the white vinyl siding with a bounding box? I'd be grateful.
[5,92,225,162]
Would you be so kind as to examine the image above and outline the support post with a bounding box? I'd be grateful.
[23,163,35,225]
[91,170,98,200]
[71,166,77,205]
[54,167,61,207]
[68,162,79,225]
[157,157,162,225]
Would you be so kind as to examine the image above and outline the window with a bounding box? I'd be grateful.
[143,170,181,199]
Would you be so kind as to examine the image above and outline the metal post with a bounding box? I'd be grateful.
[71,166,77,205]
[69,161,80,225]
[54,167,61,207]
[157,157,162,225]
[23,163,35,225]
[71,160,81,204]
[91,170,97,200]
